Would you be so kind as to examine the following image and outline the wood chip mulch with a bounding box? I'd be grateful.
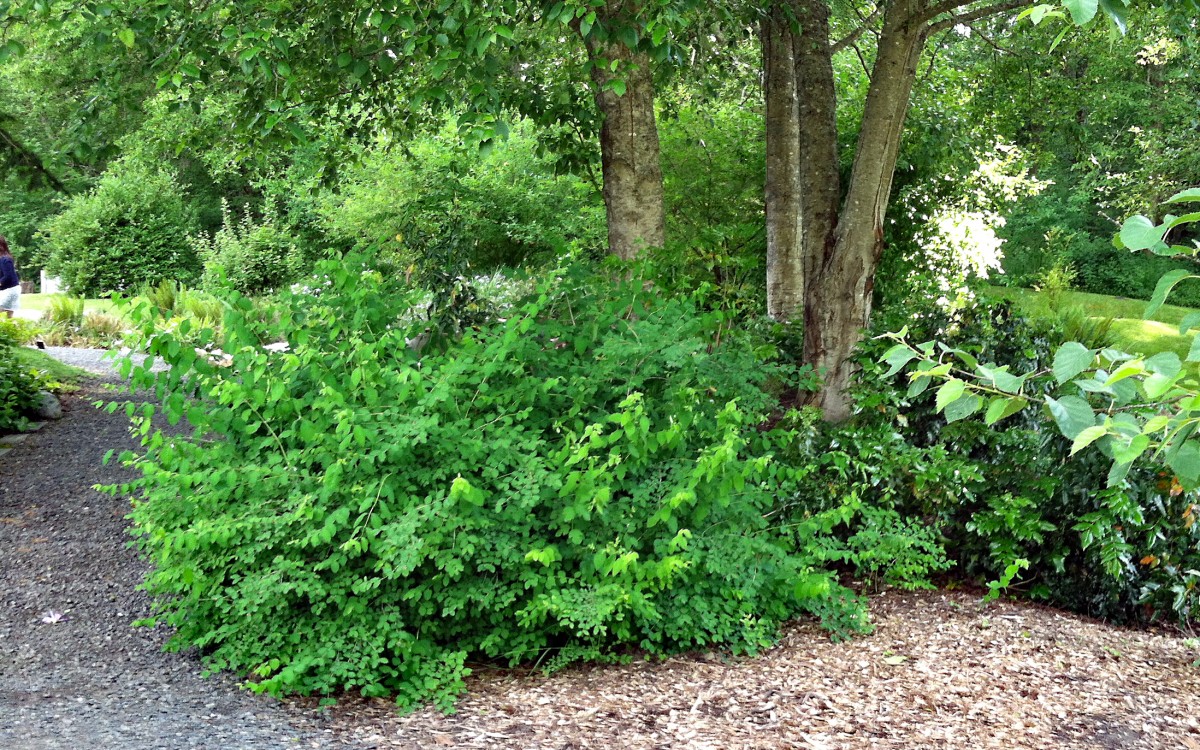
[307,589,1200,749]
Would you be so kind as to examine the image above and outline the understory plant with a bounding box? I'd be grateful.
[0,319,45,432]
[109,257,870,709]
[881,187,1200,623]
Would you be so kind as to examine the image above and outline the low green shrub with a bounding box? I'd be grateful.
[110,258,872,709]
[0,319,44,432]
[45,295,85,329]
[193,201,307,296]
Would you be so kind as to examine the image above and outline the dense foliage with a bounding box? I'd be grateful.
[110,258,910,707]
[0,318,44,432]
[39,165,199,296]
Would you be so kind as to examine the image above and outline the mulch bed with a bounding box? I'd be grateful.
[311,590,1200,749]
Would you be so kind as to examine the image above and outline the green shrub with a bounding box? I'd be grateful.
[110,258,875,708]
[45,295,85,328]
[320,120,604,271]
[193,201,307,295]
[0,319,44,432]
[39,165,199,296]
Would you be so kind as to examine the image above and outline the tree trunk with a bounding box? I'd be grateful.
[801,0,926,421]
[583,18,665,261]
[762,3,803,320]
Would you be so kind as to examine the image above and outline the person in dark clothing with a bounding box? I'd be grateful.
[0,236,20,319]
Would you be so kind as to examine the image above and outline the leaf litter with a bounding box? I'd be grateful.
[307,589,1200,749]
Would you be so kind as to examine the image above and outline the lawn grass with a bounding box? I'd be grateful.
[984,285,1198,360]
[14,347,88,386]
[18,294,115,316]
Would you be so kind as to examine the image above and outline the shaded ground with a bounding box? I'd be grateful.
[4,359,1200,749]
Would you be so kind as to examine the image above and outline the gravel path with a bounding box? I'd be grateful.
[35,346,154,376]
[0,378,349,750]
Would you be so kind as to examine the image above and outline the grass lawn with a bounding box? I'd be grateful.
[985,285,1198,360]
[18,294,116,316]
[15,347,88,385]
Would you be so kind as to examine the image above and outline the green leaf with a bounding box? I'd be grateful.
[1071,425,1108,455]
[1165,188,1200,205]
[117,27,135,48]
[1188,335,1200,364]
[1045,395,1095,439]
[1178,312,1200,335]
[1168,441,1200,488]
[984,396,1028,426]
[1145,352,1181,378]
[1107,460,1132,488]
[1119,215,1166,253]
[936,379,967,414]
[944,394,983,423]
[1098,0,1127,34]
[1053,342,1094,385]
[880,345,918,379]
[494,25,514,39]
[609,79,627,97]
[1062,0,1098,25]
[1147,270,1194,318]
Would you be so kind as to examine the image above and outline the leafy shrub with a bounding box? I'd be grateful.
[111,258,868,708]
[193,201,307,295]
[320,120,604,271]
[79,313,126,347]
[39,165,199,296]
[0,319,44,432]
[45,295,85,328]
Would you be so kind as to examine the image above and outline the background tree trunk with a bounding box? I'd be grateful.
[762,2,803,320]
[801,0,926,421]
[584,27,665,261]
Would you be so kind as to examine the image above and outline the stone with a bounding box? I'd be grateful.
[34,391,63,420]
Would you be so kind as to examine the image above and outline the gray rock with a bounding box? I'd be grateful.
[35,391,63,420]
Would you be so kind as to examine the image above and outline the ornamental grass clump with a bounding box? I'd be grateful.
[109,257,865,709]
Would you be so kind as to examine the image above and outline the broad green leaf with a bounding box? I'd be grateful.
[945,394,983,423]
[1112,434,1150,464]
[1046,395,1095,439]
[985,396,1027,426]
[1178,312,1200,335]
[1104,359,1144,386]
[117,27,135,48]
[936,379,967,413]
[1162,212,1200,232]
[1098,0,1127,34]
[1145,352,1182,378]
[1053,342,1094,385]
[1168,442,1200,488]
[1189,335,1200,364]
[1147,270,1194,318]
[1062,0,1098,24]
[1142,415,1171,435]
[1144,372,1180,400]
[1165,188,1200,205]
[1106,460,1132,488]
[880,345,918,379]
[1071,425,1109,455]
[1119,214,1165,253]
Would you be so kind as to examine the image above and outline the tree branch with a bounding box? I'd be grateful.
[831,7,882,55]
[924,0,1036,34]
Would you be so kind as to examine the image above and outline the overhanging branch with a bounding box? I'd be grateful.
[831,7,882,55]
[923,0,1036,33]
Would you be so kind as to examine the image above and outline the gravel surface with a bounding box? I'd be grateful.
[34,346,154,376]
[0,378,348,750]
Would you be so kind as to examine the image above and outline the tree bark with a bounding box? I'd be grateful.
[583,13,666,261]
[801,0,926,421]
[762,2,803,320]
